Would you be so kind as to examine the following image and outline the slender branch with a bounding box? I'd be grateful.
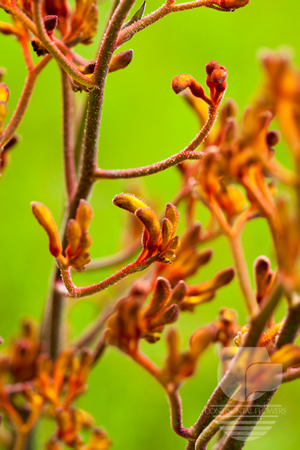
[209,196,258,316]
[60,255,157,298]
[61,70,77,202]
[32,0,94,89]
[191,279,282,438]
[166,384,195,440]
[116,0,230,47]
[228,232,258,317]
[195,401,243,450]
[43,0,137,359]
[0,56,51,149]
[93,0,136,86]
[94,104,218,179]
[0,3,38,35]
[276,295,300,348]
[219,391,276,450]
[19,36,34,72]
[243,276,283,347]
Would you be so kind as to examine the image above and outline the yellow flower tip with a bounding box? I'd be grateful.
[113,192,148,214]
[160,218,174,251]
[0,82,9,102]
[66,219,82,259]
[165,203,180,230]
[189,325,218,357]
[31,202,62,257]
[172,75,205,99]
[271,344,300,371]
[76,199,93,233]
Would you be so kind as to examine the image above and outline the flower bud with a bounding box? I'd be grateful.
[43,15,58,33]
[172,74,205,99]
[31,202,62,257]
[143,277,171,318]
[76,199,93,233]
[113,193,147,213]
[109,50,133,73]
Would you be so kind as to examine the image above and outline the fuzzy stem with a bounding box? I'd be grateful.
[0,55,51,149]
[116,0,231,47]
[166,385,195,440]
[191,279,282,439]
[209,196,258,316]
[61,69,77,202]
[219,391,276,450]
[195,401,243,450]
[19,36,34,72]
[228,233,258,317]
[43,0,136,359]
[94,104,218,179]
[277,296,300,348]
[60,255,157,298]
[32,0,94,88]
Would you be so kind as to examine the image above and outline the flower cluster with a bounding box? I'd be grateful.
[32,200,93,271]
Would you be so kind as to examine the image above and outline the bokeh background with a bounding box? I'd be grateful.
[1,0,300,448]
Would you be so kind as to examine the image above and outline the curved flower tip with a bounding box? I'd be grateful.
[172,62,228,107]
[217,0,249,9]
[31,202,62,257]
[172,74,205,98]
[206,61,228,104]
[0,82,9,134]
[113,193,180,264]
[32,200,94,271]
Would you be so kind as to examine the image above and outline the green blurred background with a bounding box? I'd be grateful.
[1,0,300,448]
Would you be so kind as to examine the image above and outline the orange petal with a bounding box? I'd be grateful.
[113,193,147,214]
[135,207,160,251]
[76,200,93,233]
[143,277,171,318]
[31,202,62,257]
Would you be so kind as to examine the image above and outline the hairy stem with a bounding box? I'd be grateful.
[166,385,195,440]
[229,233,258,317]
[32,0,94,88]
[94,104,218,179]
[0,56,51,149]
[195,401,243,450]
[219,391,276,450]
[60,255,157,298]
[117,0,229,47]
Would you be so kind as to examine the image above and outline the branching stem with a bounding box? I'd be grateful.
[60,255,157,298]
[94,104,218,179]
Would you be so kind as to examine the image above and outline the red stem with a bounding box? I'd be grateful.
[60,254,157,298]
[94,104,218,179]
